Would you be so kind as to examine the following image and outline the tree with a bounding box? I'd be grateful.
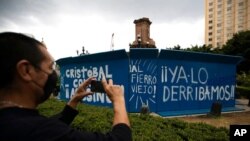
[222,30,250,56]
[184,44,223,54]
[222,30,250,73]
[173,44,181,50]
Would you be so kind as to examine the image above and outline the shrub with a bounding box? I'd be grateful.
[237,72,250,87]
[236,86,250,98]
[38,99,229,141]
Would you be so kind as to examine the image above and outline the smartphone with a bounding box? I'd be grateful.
[91,80,105,93]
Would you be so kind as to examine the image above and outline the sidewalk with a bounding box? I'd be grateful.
[236,99,250,111]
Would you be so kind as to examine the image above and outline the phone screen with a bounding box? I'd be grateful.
[91,80,105,93]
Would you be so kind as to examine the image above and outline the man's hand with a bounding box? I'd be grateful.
[102,77,130,127]
[67,77,94,109]
[102,79,124,103]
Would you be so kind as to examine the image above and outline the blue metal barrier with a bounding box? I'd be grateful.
[56,49,129,108]
[129,49,159,112]
[156,50,241,115]
[56,49,242,116]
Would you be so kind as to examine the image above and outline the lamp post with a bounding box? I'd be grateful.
[82,46,85,54]
[80,46,85,56]
[137,34,141,48]
[146,41,149,48]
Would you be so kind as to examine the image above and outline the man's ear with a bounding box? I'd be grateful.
[16,60,33,81]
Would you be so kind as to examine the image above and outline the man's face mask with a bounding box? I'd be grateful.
[40,70,58,102]
[32,66,58,103]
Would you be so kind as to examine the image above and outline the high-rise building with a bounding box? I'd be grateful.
[205,0,250,48]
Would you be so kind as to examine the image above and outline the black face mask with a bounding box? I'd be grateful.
[39,70,58,103]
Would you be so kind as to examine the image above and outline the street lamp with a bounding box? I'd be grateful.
[137,34,141,48]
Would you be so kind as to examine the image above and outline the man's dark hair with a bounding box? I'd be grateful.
[0,32,45,89]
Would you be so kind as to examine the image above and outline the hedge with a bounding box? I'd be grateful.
[38,98,229,141]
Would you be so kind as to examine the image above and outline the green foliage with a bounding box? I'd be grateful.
[236,86,250,99]
[222,31,250,56]
[38,99,229,141]
[222,31,250,73]
[237,72,250,86]
[185,44,214,53]
[236,72,250,98]
[167,44,224,54]
[167,30,250,57]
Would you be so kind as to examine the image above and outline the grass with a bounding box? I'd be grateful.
[38,98,229,141]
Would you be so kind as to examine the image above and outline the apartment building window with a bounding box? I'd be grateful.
[227,27,232,32]
[227,33,232,37]
[238,17,244,23]
[209,20,213,24]
[217,30,221,33]
[227,17,232,22]
[227,0,232,4]
[209,38,212,41]
[227,15,232,20]
[209,32,213,36]
[238,10,244,15]
[217,17,222,22]
[209,8,213,12]
[217,23,222,27]
[218,4,222,8]
[209,2,213,6]
[209,14,213,18]
[239,2,244,7]
[209,26,213,30]
[238,25,244,29]
[217,11,222,15]
[227,11,232,15]
[227,20,232,25]
[227,7,231,11]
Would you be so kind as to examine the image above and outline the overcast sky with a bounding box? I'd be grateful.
[0,0,204,60]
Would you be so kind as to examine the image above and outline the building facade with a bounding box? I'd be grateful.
[205,0,250,48]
